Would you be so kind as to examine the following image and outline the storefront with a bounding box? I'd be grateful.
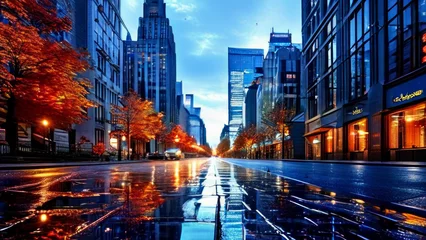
[385,74,426,161]
[304,127,335,160]
[347,118,368,160]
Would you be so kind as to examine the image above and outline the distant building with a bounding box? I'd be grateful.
[228,47,264,143]
[245,83,262,128]
[176,82,190,133]
[123,0,177,125]
[220,125,230,141]
[184,94,207,145]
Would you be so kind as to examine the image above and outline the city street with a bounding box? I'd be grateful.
[0,158,425,239]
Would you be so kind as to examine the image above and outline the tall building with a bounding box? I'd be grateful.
[228,48,264,142]
[176,82,190,133]
[124,0,177,125]
[220,125,230,141]
[245,82,262,128]
[262,30,302,113]
[73,0,124,148]
[302,0,426,161]
[184,94,207,145]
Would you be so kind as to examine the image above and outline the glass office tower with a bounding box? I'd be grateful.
[228,48,264,143]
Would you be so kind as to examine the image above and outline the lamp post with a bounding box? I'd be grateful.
[42,119,49,153]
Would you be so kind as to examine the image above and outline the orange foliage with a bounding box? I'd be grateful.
[92,143,105,156]
[111,90,163,142]
[162,125,196,152]
[0,0,93,128]
[233,125,257,152]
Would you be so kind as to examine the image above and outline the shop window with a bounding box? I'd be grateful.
[326,130,333,153]
[388,103,426,149]
[348,118,368,152]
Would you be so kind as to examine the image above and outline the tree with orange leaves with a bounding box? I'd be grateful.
[233,125,258,158]
[162,125,196,152]
[0,0,93,154]
[111,90,163,159]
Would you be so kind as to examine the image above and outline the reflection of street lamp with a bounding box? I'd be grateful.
[41,119,49,153]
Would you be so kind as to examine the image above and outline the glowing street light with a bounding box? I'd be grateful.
[42,119,49,127]
[41,119,49,153]
[174,135,180,143]
[40,213,48,222]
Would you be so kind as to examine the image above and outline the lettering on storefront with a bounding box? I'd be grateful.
[352,107,363,116]
[393,90,424,103]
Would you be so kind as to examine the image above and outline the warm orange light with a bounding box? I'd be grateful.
[122,136,126,141]
[42,119,49,127]
[40,214,48,222]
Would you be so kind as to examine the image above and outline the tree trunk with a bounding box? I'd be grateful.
[5,95,18,155]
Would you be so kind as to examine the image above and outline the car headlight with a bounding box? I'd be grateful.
[165,153,169,157]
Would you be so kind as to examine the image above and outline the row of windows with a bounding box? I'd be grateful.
[387,0,426,82]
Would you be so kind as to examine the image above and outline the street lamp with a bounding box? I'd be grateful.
[174,135,180,143]
[41,119,49,153]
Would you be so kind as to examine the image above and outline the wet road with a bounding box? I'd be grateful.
[0,158,425,239]
[225,159,426,209]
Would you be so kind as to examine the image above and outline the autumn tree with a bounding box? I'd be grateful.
[111,90,163,159]
[263,101,296,159]
[0,0,93,154]
[216,138,230,157]
[233,125,257,158]
[162,125,196,152]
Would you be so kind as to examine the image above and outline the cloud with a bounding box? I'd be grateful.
[168,0,196,13]
[190,33,221,56]
[126,0,139,9]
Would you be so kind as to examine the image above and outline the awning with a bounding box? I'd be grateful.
[303,127,333,137]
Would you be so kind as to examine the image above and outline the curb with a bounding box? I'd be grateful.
[278,159,426,167]
[225,158,426,167]
[0,160,148,170]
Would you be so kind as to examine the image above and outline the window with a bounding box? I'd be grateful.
[95,80,106,100]
[388,103,426,149]
[95,105,105,122]
[95,129,104,144]
[326,70,337,109]
[348,118,368,152]
[349,1,370,100]
[386,0,414,81]
[308,87,318,118]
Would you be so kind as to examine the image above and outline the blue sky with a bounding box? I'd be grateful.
[121,0,302,147]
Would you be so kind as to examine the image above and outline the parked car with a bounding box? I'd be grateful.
[164,148,184,160]
[146,152,165,160]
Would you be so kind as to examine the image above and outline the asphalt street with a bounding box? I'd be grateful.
[0,158,424,239]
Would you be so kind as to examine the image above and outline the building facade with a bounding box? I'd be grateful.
[123,0,177,125]
[228,48,264,142]
[74,0,124,148]
[302,0,426,161]
[184,94,207,145]
[245,83,262,128]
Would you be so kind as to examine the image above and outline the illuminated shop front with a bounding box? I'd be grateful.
[385,74,426,161]
[387,103,426,160]
[347,118,368,160]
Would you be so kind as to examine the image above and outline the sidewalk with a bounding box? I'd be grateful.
[277,159,426,167]
[0,160,146,170]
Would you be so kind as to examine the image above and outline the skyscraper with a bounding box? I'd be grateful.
[124,0,177,125]
[228,48,264,142]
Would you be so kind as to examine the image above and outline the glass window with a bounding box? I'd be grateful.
[420,0,426,31]
[364,41,371,93]
[388,103,426,149]
[348,118,368,152]
[350,17,356,47]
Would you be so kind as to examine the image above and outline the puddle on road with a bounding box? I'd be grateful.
[0,159,425,239]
